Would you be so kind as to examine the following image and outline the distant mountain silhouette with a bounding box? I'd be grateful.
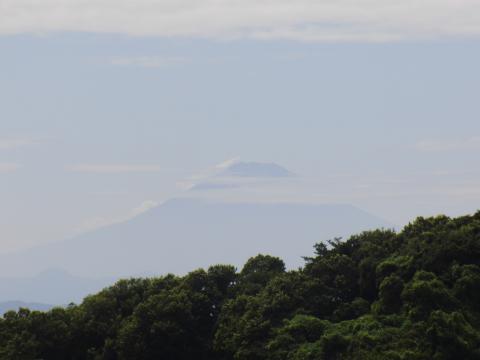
[0,199,391,285]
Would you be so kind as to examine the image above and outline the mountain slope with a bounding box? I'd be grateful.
[0,199,391,279]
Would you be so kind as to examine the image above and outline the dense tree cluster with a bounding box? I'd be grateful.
[1,212,480,359]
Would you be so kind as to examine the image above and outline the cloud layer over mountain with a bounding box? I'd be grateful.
[186,160,294,192]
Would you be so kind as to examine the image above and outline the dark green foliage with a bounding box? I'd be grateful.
[238,255,286,295]
[375,275,404,314]
[1,212,480,359]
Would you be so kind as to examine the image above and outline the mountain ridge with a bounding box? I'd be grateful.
[0,198,391,303]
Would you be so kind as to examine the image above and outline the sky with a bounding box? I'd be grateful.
[1,1,480,252]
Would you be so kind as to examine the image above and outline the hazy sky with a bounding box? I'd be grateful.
[1,1,480,252]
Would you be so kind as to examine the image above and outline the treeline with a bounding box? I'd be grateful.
[1,212,480,359]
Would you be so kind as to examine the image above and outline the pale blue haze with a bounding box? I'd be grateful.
[1,33,480,252]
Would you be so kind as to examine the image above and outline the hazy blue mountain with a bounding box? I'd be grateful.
[0,199,391,283]
[0,301,54,315]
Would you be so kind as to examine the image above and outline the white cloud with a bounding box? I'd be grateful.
[67,164,162,174]
[189,182,240,191]
[185,158,240,184]
[0,163,21,173]
[0,138,36,150]
[74,216,115,234]
[2,0,480,42]
[130,200,159,217]
[75,200,159,233]
[416,136,480,152]
[110,56,189,68]
[215,157,240,170]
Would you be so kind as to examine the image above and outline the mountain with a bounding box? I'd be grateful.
[0,199,391,282]
[1,212,479,359]
[189,160,294,191]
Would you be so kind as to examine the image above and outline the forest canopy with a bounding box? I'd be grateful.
[1,212,480,359]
